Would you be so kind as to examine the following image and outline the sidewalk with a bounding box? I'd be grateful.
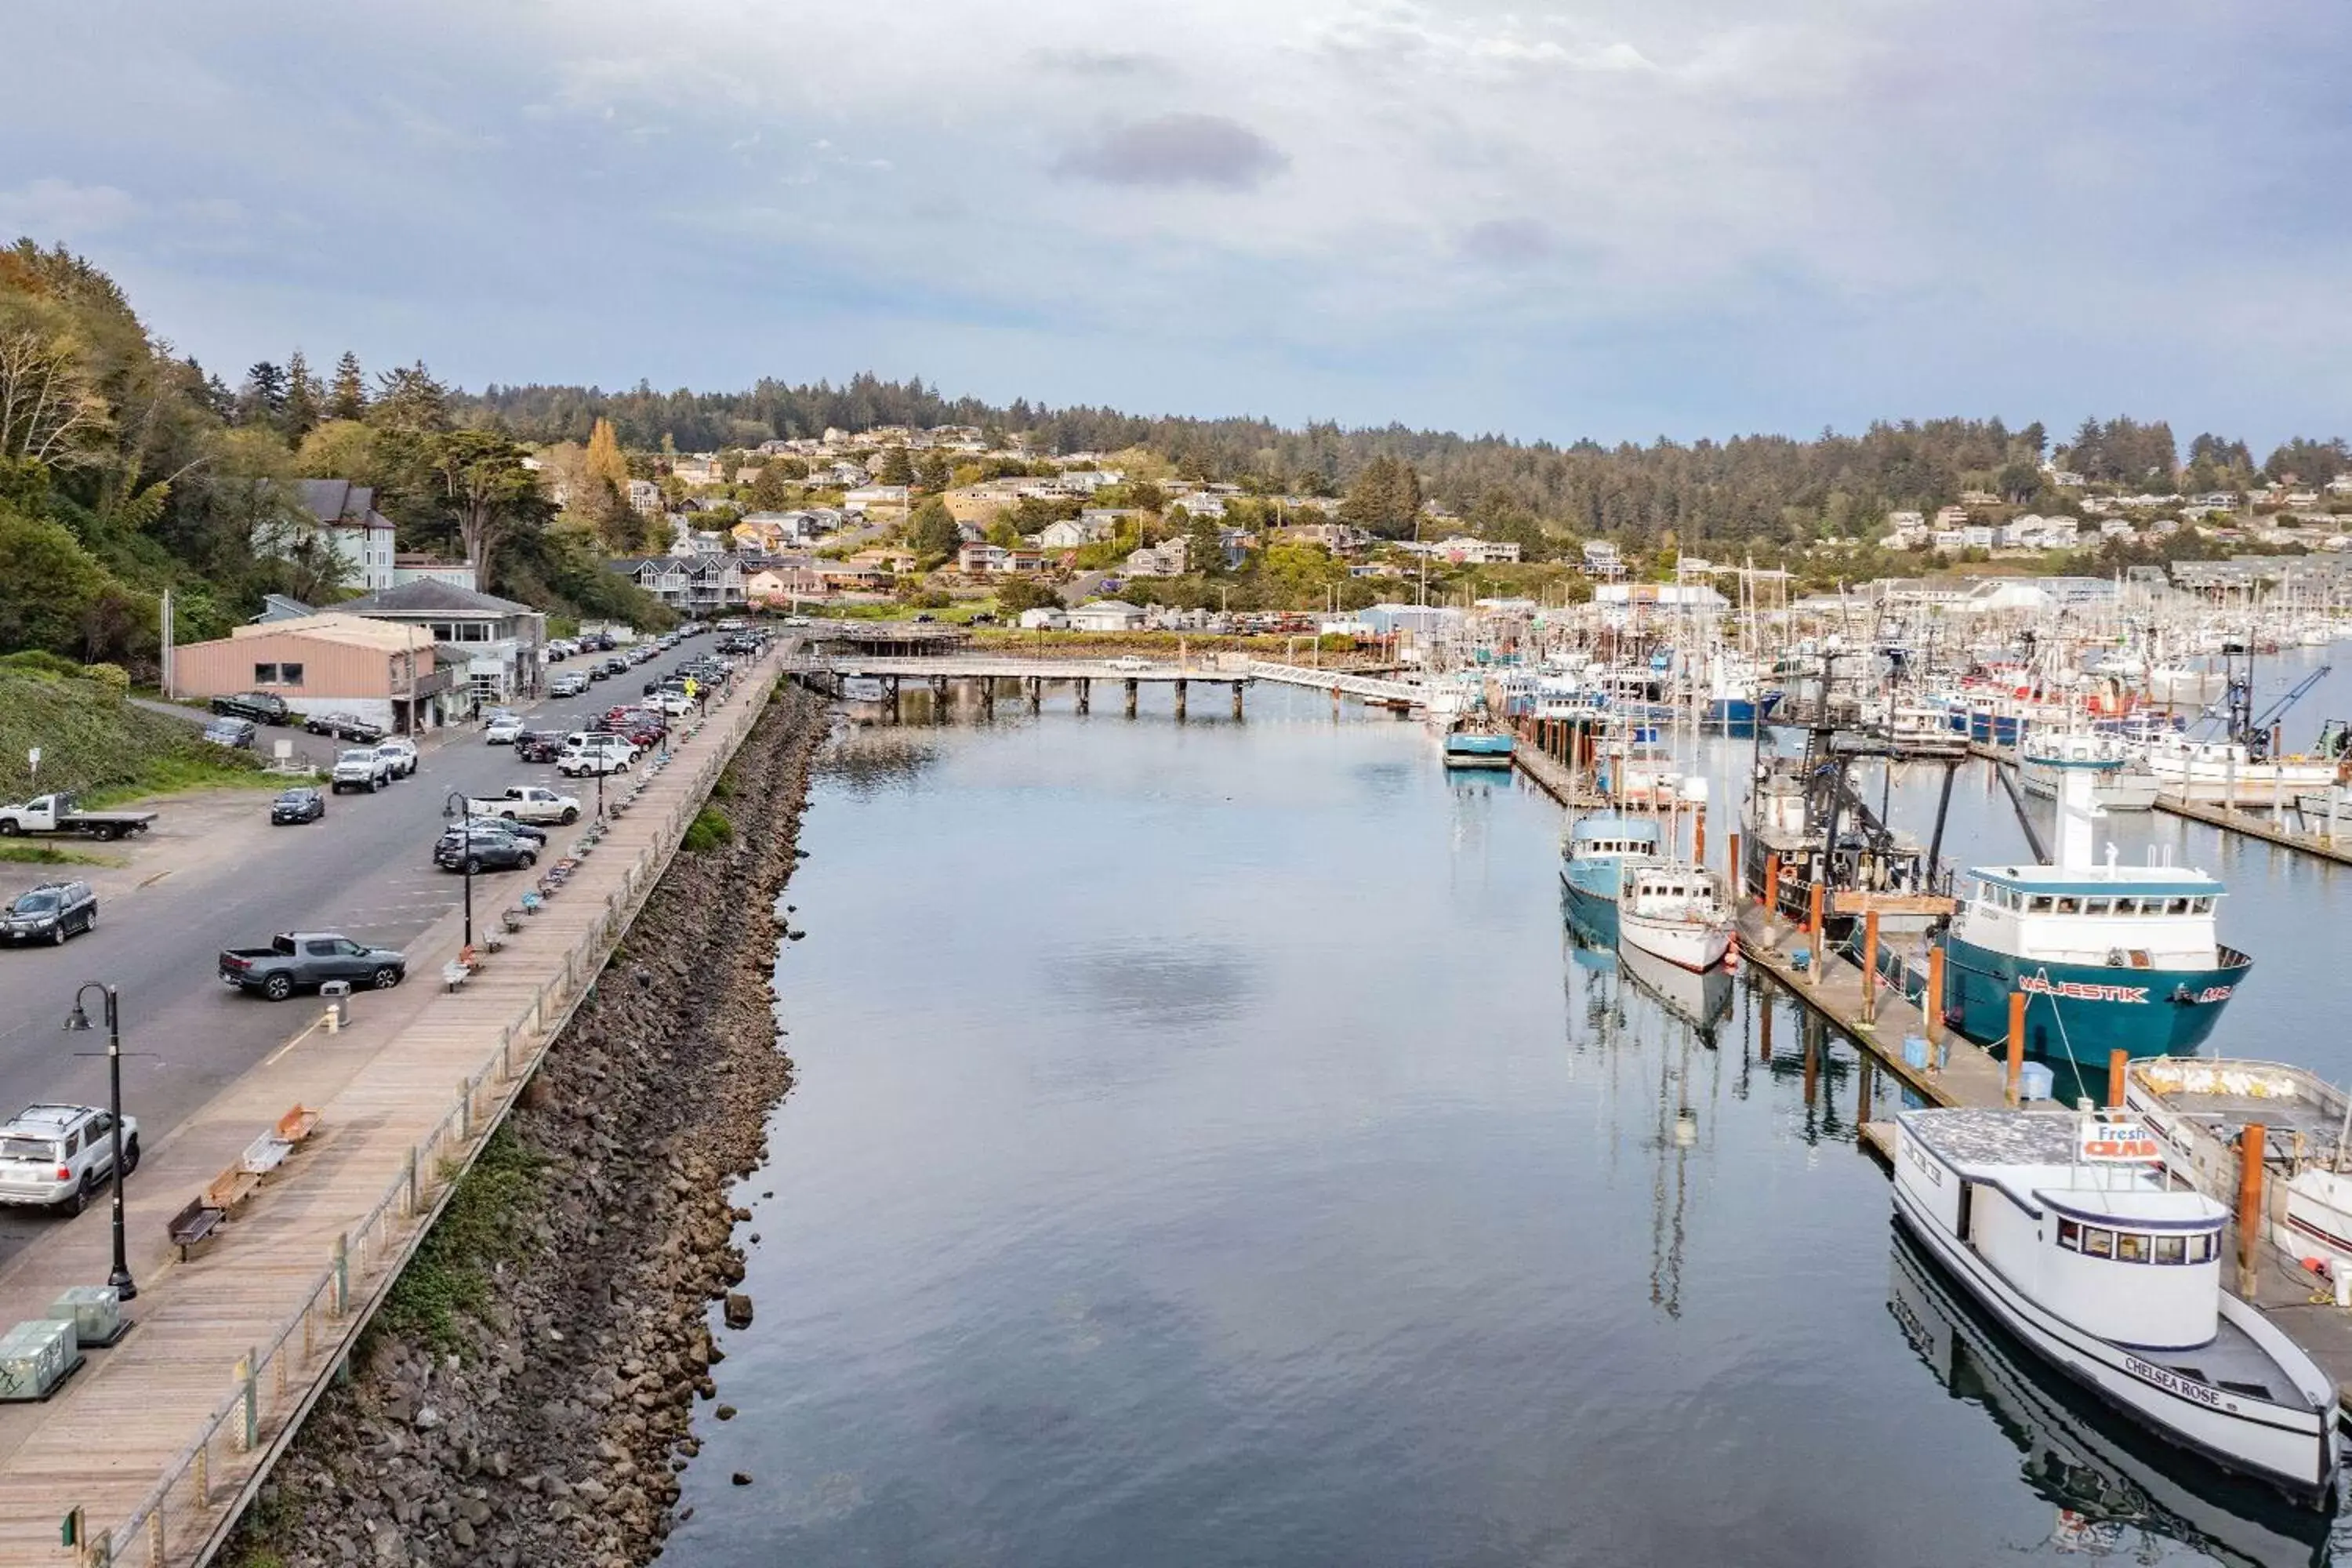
[0,652,783,1566]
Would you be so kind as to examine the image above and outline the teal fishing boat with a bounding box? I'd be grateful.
[1559,813,1662,940]
[1443,731,1515,770]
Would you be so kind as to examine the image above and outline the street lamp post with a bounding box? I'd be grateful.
[443,790,474,952]
[62,983,135,1300]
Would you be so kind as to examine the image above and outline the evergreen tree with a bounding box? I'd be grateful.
[906,495,959,562]
[328,351,367,422]
[877,445,914,485]
[238,361,287,427]
[281,349,321,440]
[369,362,450,432]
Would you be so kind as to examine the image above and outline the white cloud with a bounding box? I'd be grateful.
[0,179,141,237]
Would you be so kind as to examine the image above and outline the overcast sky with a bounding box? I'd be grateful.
[8,0,2350,448]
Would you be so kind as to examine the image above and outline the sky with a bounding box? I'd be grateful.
[6,0,2351,449]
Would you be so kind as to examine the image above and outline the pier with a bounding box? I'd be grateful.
[782,653,1428,716]
[2150,792,2352,866]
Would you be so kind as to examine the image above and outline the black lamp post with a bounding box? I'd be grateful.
[443,790,474,951]
[62,983,135,1300]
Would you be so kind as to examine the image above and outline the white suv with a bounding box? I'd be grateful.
[0,1105,140,1214]
[332,748,392,793]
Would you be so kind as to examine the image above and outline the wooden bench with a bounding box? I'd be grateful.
[481,928,507,953]
[204,1167,259,1215]
[276,1105,320,1144]
[166,1198,224,1261]
[501,906,526,933]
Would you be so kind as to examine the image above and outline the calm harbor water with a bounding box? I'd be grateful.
[668,671,2352,1567]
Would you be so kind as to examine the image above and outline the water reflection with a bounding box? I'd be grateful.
[1888,1224,2330,1566]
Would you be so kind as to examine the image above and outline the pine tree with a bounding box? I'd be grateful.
[328,351,367,422]
[239,361,287,426]
[282,349,321,439]
[877,445,914,485]
[369,362,450,432]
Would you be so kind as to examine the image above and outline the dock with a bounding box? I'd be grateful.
[1508,736,1606,808]
[782,653,1427,715]
[2151,792,2352,867]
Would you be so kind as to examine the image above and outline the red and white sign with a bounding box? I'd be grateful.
[2079,1119,2161,1163]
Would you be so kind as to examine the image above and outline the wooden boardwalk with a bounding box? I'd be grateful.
[1508,740,1606,810]
[0,652,785,1567]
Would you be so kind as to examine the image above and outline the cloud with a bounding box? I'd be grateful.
[1054,114,1288,191]
[1460,219,1557,266]
[0,179,140,237]
[1029,46,1167,78]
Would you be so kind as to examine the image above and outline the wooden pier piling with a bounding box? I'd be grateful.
[1174,679,1188,721]
[1232,682,1243,720]
[1925,946,1944,1044]
[1726,830,1740,889]
[1124,679,1138,718]
[1806,883,1825,987]
[2238,1124,2267,1298]
[2005,993,2026,1105]
[1076,678,1090,713]
[2107,1048,2127,1109]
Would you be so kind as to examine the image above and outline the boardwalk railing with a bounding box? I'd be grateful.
[1242,661,1425,706]
[83,663,781,1568]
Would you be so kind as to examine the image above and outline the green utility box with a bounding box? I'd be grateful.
[0,1318,82,1401]
[48,1286,126,1348]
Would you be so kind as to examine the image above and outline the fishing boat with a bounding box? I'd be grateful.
[1890,1106,2339,1504]
[1441,728,1515,771]
[2150,662,2228,706]
[1940,739,2252,1063]
[2145,736,2336,809]
[1559,813,1663,941]
[2021,731,2161,812]
[2125,1058,2352,1283]
[1617,859,1734,973]
[1886,1225,2335,1565]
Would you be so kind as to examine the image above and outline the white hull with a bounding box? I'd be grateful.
[2021,767,2161,811]
[1617,908,1733,972]
[2150,670,2227,704]
[1892,1178,2336,1501]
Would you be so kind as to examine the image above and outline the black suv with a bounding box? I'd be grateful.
[2,881,97,946]
[434,828,538,873]
[303,711,387,744]
[210,691,291,724]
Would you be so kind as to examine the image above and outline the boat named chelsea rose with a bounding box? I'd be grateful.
[1617,859,1733,973]
[1559,814,1662,940]
[1892,1106,2339,1504]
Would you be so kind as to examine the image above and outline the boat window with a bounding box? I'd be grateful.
[2057,1219,2081,1250]
[2115,1232,2149,1263]
[2056,898,2080,915]
[2082,898,2111,916]
[2187,1232,2216,1264]
[2028,896,2053,913]
[2082,1227,2114,1258]
[2112,898,2139,916]
[2154,1235,2186,1265]
[2165,898,2188,915]
[2192,897,2214,915]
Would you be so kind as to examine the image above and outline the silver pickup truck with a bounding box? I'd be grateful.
[219,933,407,1000]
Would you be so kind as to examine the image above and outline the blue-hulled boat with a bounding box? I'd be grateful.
[1559,813,1662,939]
[1938,740,2252,1064]
[1443,730,1515,770]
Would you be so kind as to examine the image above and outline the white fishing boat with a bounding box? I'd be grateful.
[1617,858,1733,972]
[2150,662,2227,706]
[1891,1107,2339,1504]
[1617,939,1733,1033]
[2020,731,2161,811]
[2125,1057,2352,1284]
[2144,736,2336,808]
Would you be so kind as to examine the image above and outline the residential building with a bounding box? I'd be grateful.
[626,479,662,515]
[170,612,452,732]
[958,542,1010,575]
[1581,540,1624,579]
[614,557,690,609]
[335,579,549,702]
[252,479,398,592]
[390,555,478,591]
[843,485,910,513]
[1017,608,1069,630]
[1123,540,1188,576]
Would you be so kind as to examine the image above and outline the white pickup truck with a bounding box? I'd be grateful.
[0,792,158,841]
[465,785,583,826]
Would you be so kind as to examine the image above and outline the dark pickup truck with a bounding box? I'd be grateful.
[209,691,292,724]
[219,933,407,1000]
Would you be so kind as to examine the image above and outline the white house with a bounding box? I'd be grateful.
[1067,599,1146,632]
[1017,608,1069,630]
[255,480,398,592]
[626,479,662,515]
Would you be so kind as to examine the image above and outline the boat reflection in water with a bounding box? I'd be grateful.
[1886,1225,2330,1567]
[1617,939,1733,1041]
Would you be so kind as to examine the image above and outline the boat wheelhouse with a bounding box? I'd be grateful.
[1892,1109,2338,1504]
[1441,729,1515,770]
[1559,813,1662,938]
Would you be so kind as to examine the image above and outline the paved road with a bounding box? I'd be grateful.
[0,637,736,1251]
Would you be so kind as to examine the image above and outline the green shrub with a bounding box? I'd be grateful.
[681,804,734,852]
[0,649,84,680]
[81,662,128,705]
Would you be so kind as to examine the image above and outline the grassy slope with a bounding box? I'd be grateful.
[0,670,271,804]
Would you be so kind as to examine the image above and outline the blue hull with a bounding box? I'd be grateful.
[1560,864,1622,941]
[1940,936,2251,1062]
[1444,735,1515,769]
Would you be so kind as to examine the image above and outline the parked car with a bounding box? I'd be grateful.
[485,714,526,745]
[376,738,419,779]
[219,932,407,999]
[648,690,694,717]
[209,691,290,724]
[1109,655,1153,670]
[435,827,538,873]
[270,786,327,826]
[0,1104,139,1214]
[465,786,582,826]
[1,881,98,946]
[303,711,387,743]
[331,748,392,793]
[515,730,565,764]
[550,672,590,698]
[557,744,633,779]
[586,662,612,683]
[452,815,548,847]
[203,716,258,750]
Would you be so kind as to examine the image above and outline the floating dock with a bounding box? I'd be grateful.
[2151,793,2352,867]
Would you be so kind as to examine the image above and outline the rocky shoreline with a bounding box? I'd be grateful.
[228,685,828,1568]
